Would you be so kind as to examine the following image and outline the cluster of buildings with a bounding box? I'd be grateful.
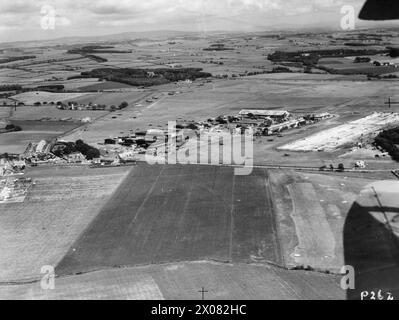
[236,109,333,136]
[94,109,335,166]
[57,102,108,111]
[0,158,26,177]
[23,140,90,165]
[6,108,335,170]
[0,177,32,203]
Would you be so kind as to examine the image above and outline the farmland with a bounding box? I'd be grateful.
[0,27,399,300]
[56,164,281,275]
[0,261,344,300]
[0,166,130,282]
[0,120,82,154]
[0,164,355,300]
[11,91,97,105]
[0,163,384,300]
[0,163,395,299]
[268,170,374,273]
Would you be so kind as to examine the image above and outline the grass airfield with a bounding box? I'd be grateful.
[1,163,395,300]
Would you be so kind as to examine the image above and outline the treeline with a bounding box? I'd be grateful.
[36,85,65,92]
[68,45,132,54]
[388,47,399,57]
[0,56,36,64]
[354,57,371,63]
[203,44,234,51]
[69,68,212,87]
[375,127,399,161]
[52,140,100,160]
[0,84,22,92]
[0,124,22,133]
[268,48,389,65]
[85,55,108,63]
[316,64,396,76]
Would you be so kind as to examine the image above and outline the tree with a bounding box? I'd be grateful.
[119,101,129,109]
[186,123,198,130]
[337,163,345,172]
[6,124,21,132]
[86,148,100,160]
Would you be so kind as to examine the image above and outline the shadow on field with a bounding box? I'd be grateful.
[344,202,399,300]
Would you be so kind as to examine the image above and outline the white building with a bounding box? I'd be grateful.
[35,140,48,153]
[239,109,290,121]
[81,117,92,123]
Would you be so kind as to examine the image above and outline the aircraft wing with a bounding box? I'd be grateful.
[359,0,399,20]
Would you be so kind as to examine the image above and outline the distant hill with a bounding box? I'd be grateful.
[0,30,205,49]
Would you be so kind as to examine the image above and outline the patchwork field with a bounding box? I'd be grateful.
[62,78,397,151]
[0,261,344,300]
[268,169,399,279]
[1,29,399,301]
[56,164,281,276]
[0,163,397,299]
[10,106,109,121]
[0,166,130,282]
[0,121,82,154]
[11,91,97,105]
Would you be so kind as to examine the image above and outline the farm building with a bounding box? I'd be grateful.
[36,140,49,153]
[239,109,291,121]
[236,117,273,127]
[267,118,306,135]
[66,152,86,163]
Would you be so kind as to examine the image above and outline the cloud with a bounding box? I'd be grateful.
[0,0,371,42]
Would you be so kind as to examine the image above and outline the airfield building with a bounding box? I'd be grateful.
[267,118,306,135]
[239,109,291,122]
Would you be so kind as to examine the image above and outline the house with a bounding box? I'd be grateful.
[12,160,26,169]
[65,152,86,163]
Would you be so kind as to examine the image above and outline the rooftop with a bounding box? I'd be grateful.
[239,109,290,117]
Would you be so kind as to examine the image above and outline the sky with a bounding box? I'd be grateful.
[0,0,395,43]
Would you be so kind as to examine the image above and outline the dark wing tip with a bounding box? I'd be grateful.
[359,0,399,20]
